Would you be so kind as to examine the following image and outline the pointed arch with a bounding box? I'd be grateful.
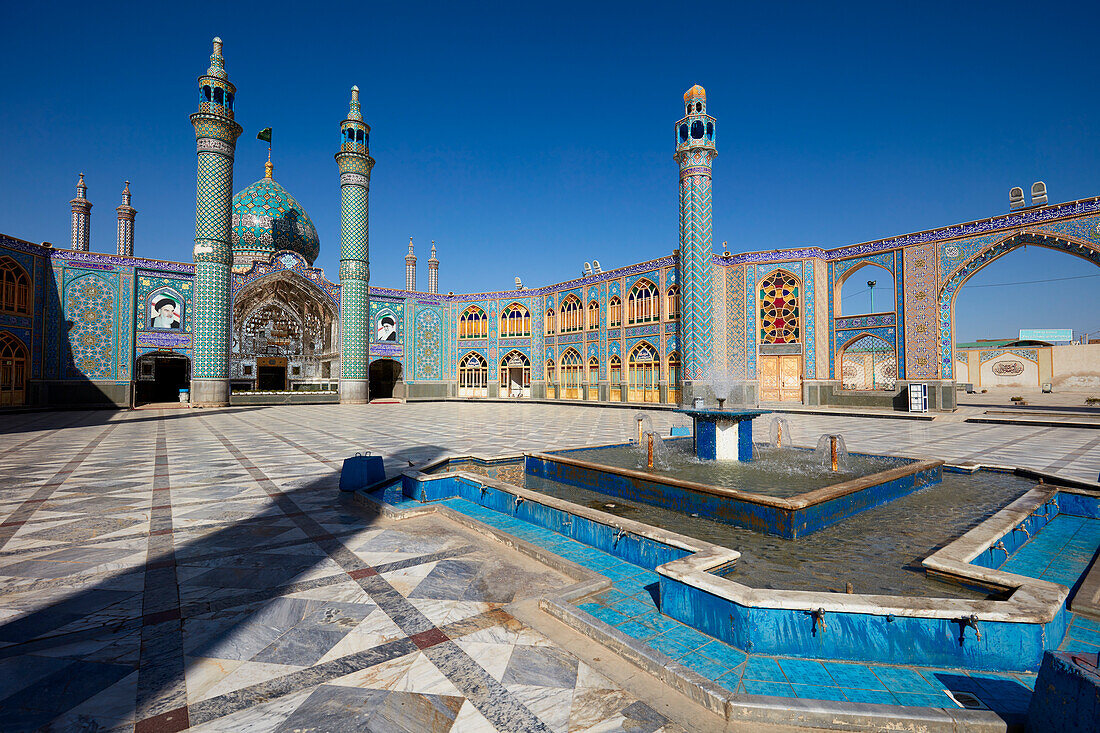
[0,257,31,316]
[834,261,895,316]
[609,354,623,401]
[608,295,622,328]
[560,347,583,398]
[627,341,660,402]
[667,351,681,404]
[559,295,583,333]
[458,351,488,397]
[628,279,659,324]
[545,308,556,336]
[937,230,1100,379]
[499,350,531,397]
[587,299,600,330]
[459,305,488,339]
[839,332,897,391]
[666,284,680,321]
[0,331,29,406]
[500,302,531,338]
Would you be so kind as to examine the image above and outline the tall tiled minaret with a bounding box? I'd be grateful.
[115,182,136,257]
[70,173,91,251]
[189,37,242,407]
[405,237,417,292]
[673,85,716,397]
[335,85,375,404]
[427,240,439,294]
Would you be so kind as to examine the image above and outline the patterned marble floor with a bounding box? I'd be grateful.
[0,403,1097,732]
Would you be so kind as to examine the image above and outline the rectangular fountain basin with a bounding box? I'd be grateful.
[525,443,943,538]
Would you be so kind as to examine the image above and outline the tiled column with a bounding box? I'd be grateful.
[190,38,242,406]
[335,86,375,404]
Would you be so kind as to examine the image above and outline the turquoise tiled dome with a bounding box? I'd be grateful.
[231,170,320,271]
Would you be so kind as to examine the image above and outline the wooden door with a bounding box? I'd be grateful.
[759,355,802,402]
[779,354,802,401]
[760,356,780,401]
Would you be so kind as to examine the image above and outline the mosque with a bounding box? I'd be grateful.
[2,38,1099,411]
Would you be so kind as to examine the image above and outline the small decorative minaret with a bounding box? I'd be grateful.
[70,173,91,251]
[190,37,243,406]
[335,85,375,404]
[674,85,717,397]
[427,240,439,294]
[115,182,136,257]
[405,237,417,291]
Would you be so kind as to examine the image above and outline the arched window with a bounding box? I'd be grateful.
[560,349,583,399]
[545,358,555,383]
[840,335,897,391]
[459,306,487,340]
[0,331,29,407]
[545,309,555,335]
[609,354,623,401]
[628,280,659,324]
[499,350,531,397]
[628,342,660,403]
[587,300,600,330]
[588,357,599,385]
[759,270,801,344]
[608,296,622,328]
[0,257,32,315]
[666,284,679,321]
[667,352,681,404]
[500,303,531,338]
[458,352,488,397]
[559,295,582,333]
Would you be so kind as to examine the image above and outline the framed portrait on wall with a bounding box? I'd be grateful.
[149,288,183,329]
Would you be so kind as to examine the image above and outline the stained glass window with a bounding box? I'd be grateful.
[500,303,530,337]
[759,271,800,344]
[459,306,487,339]
[628,280,659,324]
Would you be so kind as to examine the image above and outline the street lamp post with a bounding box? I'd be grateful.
[867,280,877,389]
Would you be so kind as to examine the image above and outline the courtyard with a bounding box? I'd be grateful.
[0,402,1097,732]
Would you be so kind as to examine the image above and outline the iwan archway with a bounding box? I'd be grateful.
[938,230,1100,382]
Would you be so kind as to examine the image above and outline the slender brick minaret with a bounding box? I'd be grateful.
[70,173,91,251]
[189,37,243,406]
[335,86,375,404]
[674,85,717,398]
[115,182,136,257]
[427,240,439,294]
[405,237,417,292]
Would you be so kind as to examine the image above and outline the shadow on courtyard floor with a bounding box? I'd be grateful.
[0,441,448,731]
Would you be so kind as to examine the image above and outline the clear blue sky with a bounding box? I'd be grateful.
[3,1,1098,342]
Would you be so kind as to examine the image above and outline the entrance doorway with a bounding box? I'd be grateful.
[257,356,287,391]
[498,351,531,398]
[135,351,191,405]
[369,359,402,399]
[0,332,28,407]
[760,354,802,401]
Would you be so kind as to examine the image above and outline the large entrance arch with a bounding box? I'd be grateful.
[938,230,1100,379]
[135,351,191,405]
[369,359,402,400]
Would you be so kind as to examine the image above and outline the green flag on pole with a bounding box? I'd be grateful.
[257,127,272,142]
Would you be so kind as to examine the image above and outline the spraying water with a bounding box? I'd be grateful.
[768,417,793,449]
[635,430,673,470]
[633,413,654,445]
[814,434,849,472]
